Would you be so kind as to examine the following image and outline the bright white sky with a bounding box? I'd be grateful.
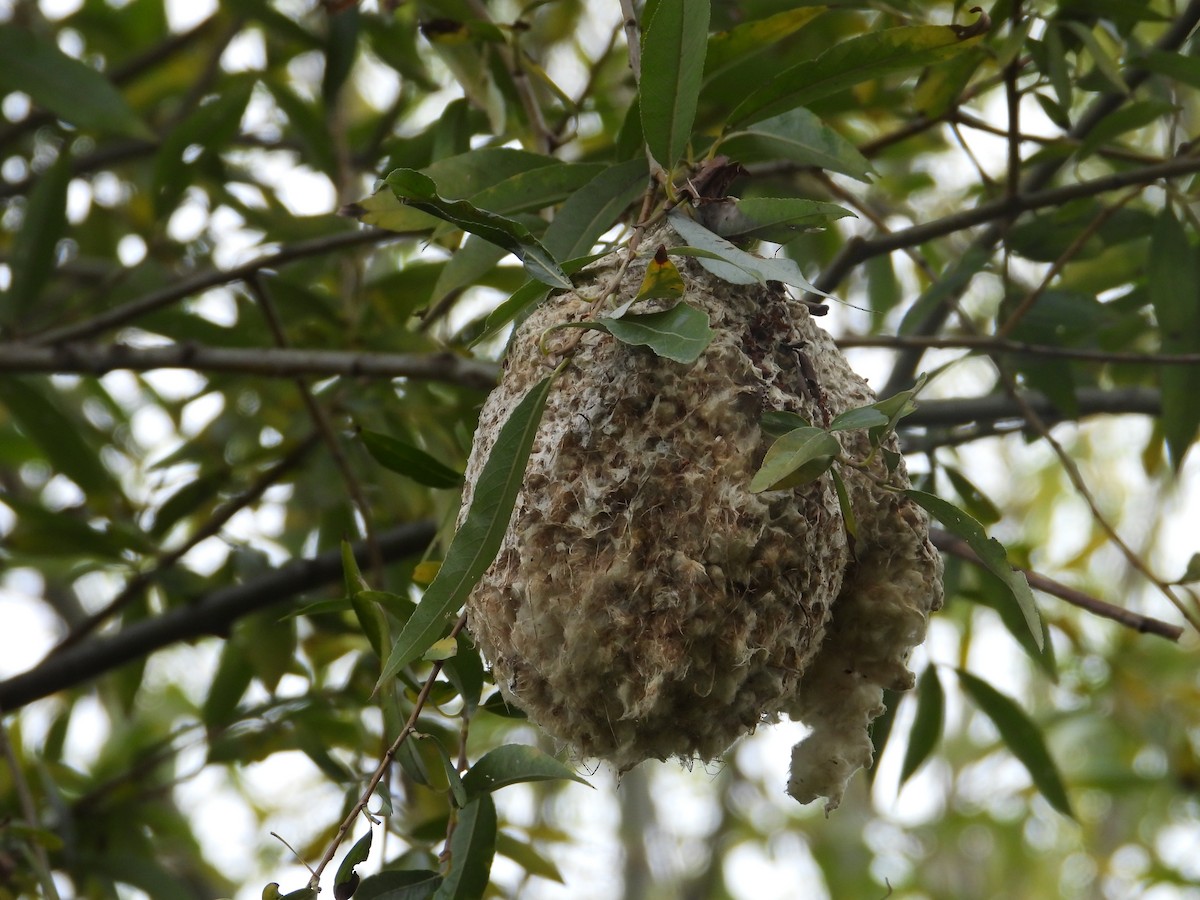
[2,1,1199,898]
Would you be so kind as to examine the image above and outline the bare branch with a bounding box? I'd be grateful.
[0,341,500,391]
[24,228,408,346]
[0,520,437,711]
[930,529,1184,642]
[838,334,1200,366]
[904,387,1160,428]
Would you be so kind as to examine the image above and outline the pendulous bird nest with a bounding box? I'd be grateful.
[460,221,943,810]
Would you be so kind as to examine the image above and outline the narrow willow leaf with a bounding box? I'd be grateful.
[718,108,874,182]
[1062,21,1126,94]
[1179,553,1200,585]
[468,162,605,218]
[668,212,832,295]
[4,154,70,323]
[0,25,150,137]
[731,25,983,126]
[866,689,900,786]
[495,832,563,884]
[1149,209,1200,468]
[432,795,497,900]
[472,253,604,348]
[760,410,811,438]
[1139,49,1200,90]
[957,670,1074,818]
[0,377,118,500]
[418,736,468,807]
[900,667,944,786]
[386,169,570,289]
[899,246,990,335]
[703,7,825,80]
[912,48,985,118]
[356,870,442,900]
[343,540,386,660]
[830,467,858,547]
[750,426,840,492]
[639,0,711,169]
[634,246,686,301]
[944,466,1001,526]
[905,490,1043,650]
[461,745,591,799]
[543,159,648,261]
[375,375,556,689]
[1077,100,1176,160]
[424,636,459,661]
[828,406,889,432]
[597,302,713,364]
[334,831,373,898]
[868,373,926,445]
[359,430,463,488]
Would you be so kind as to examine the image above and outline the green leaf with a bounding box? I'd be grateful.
[1077,100,1176,160]
[468,162,606,219]
[597,302,714,364]
[1177,553,1200,585]
[3,153,70,324]
[432,795,497,900]
[905,490,1043,650]
[1061,21,1126,94]
[153,77,255,216]
[472,253,604,348]
[542,159,649,261]
[760,410,811,438]
[868,373,927,445]
[417,735,468,807]
[1138,49,1200,90]
[731,25,982,126]
[667,212,832,295]
[899,247,990,335]
[718,108,874,182]
[1149,209,1200,469]
[900,667,944,786]
[202,643,254,729]
[828,406,890,432]
[334,831,373,900]
[703,7,826,81]
[495,832,563,884]
[375,375,556,689]
[866,689,900,786]
[359,430,463,488]
[0,24,150,137]
[0,377,119,500]
[639,0,710,169]
[356,870,442,900]
[749,426,840,492]
[356,870,443,900]
[461,745,591,799]
[343,540,387,660]
[385,169,570,289]
[957,670,1074,818]
[830,467,857,547]
[943,467,1001,526]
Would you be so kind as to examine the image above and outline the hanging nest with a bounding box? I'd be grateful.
[460,222,943,810]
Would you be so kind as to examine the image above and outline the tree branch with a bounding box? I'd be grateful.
[0,342,500,391]
[0,521,437,712]
[838,334,1200,366]
[930,529,1183,641]
[904,387,1160,428]
[22,227,409,345]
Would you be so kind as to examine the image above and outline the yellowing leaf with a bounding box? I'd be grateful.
[635,245,686,301]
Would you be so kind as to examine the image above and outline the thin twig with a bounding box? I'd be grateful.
[248,275,383,575]
[24,228,407,345]
[990,363,1200,633]
[0,521,437,711]
[837,333,1200,366]
[0,341,501,390]
[930,529,1184,641]
[620,0,642,82]
[49,433,321,654]
[309,611,470,888]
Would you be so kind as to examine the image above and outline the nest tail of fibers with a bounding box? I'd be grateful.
[461,224,943,811]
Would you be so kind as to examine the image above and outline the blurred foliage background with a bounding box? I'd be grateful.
[1,0,1199,898]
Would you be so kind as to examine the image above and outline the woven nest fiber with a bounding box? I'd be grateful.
[460,222,943,810]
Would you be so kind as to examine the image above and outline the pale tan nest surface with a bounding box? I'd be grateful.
[460,224,943,810]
